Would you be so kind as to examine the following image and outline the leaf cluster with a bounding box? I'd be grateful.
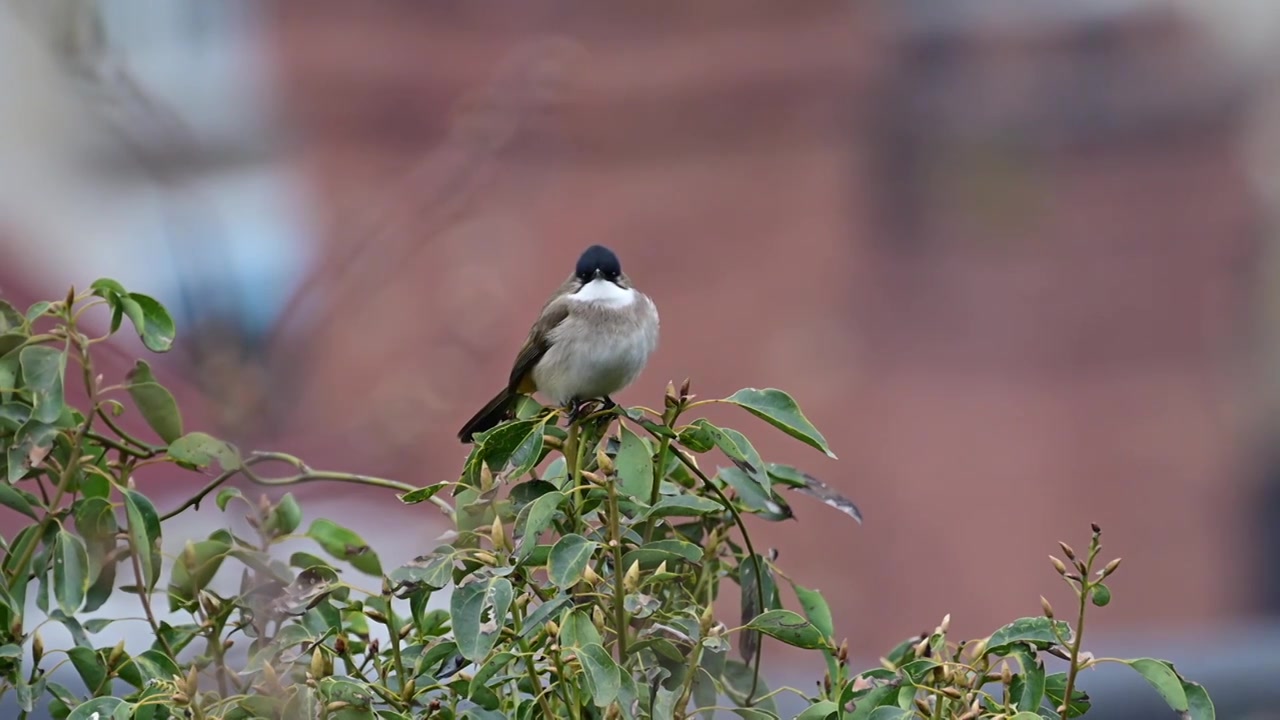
[0,283,1214,720]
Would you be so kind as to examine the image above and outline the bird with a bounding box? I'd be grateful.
[457,244,659,442]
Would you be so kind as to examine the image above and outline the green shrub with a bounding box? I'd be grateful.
[0,282,1213,719]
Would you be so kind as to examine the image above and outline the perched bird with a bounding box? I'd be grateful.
[457,245,659,442]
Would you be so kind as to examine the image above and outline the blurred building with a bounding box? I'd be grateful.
[4,1,1280,716]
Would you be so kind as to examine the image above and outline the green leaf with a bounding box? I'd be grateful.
[122,292,176,352]
[398,482,448,505]
[469,651,515,709]
[67,646,107,693]
[169,538,231,609]
[620,539,701,569]
[739,554,779,661]
[547,534,597,588]
[558,608,603,648]
[743,610,826,650]
[717,466,793,521]
[0,644,20,658]
[866,709,912,720]
[984,617,1072,655]
[791,583,835,645]
[1012,647,1045,712]
[52,530,89,615]
[643,495,724,519]
[577,643,621,708]
[795,701,840,720]
[615,424,654,499]
[126,361,182,443]
[1043,672,1091,718]
[90,278,128,297]
[19,346,65,423]
[450,577,514,663]
[388,548,455,591]
[1116,658,1213,718]
[845,684,899,720]
[167,431,240,470]
[216,487,244,511]
[0,333,25,360]
[0,485,39,520]
[67,697,125,720]
[0,301,24,332]
[515,490,565,561]
[0,351,19,402]
[306,519,382,576]
[7,420,57,483]
[265,493,303,535]
[465,418,547,486]
[1090,583,1111,607]
[25,302,51,323]
[723,388,835,458]
[730,709,779,720]
[123,489,162,592]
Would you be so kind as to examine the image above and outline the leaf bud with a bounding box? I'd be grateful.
[1058,542,1078,561]
[1100,557,1122,578]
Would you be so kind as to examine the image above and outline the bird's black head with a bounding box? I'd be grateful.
[575,245,622,283]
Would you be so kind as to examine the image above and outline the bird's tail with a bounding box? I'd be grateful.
[457,389,519,443]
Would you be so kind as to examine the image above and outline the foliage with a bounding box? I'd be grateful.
[0,282,1213,719]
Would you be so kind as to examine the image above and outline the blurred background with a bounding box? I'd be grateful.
[4,0,1280,717]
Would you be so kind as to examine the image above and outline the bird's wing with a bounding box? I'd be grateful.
[507,283,574,394]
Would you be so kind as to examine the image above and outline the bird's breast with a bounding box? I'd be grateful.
[534,297,659,406]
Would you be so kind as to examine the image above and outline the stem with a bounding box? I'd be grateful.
[642,431,673,545]
[606,476,629,662]
[159,452,451,521]
[1060,579,1091,719]
[87,431,156,459]
[564,421,582,521]
[513,600,557,720]
[662,443,766,704]
[551,647,582,720]
[381,603,408,703]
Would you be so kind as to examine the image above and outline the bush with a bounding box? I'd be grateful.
[0,281,1213,719]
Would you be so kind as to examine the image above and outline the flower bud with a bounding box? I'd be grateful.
[623,560,641,594]
[480,463,494,492]
[1049,555,1068,576]
[108,640,125,668]
[1100,557,1122,578]
[680,378,692,400]
[1040,596,1054,619]
[582,566,603,585]
[596,448,615,476]
[31,631,43,665]
[665,381,679,408]
[491,516,508,553]
[1058,542,1077,561]
[310,646,326,679]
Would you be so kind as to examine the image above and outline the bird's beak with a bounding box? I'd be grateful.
[592,268,604,280]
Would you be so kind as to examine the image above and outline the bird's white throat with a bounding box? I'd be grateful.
[571,278,635,307]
